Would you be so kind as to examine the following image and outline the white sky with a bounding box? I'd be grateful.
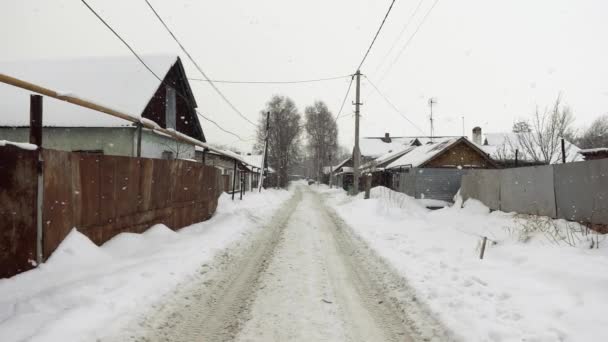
[2,0,607,151]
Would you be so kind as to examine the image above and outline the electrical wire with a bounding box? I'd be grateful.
[356,0,397,71]
[377,0,440,83]
[79,0,245,141]
[372,0,425,75]
[334,75,355,122]
[189,74,352,85]
[364,75,425,134]
[143,0,257,127]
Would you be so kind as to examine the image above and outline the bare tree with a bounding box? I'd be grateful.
[515,97,575,164]
[255,95,302,188]
[512,120,532,133]
[576,114,608,149]
[304,101,338,181]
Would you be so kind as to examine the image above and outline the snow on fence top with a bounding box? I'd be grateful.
[0,55,178,127]
[0,140,38,150]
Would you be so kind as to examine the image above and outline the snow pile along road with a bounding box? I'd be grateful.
[316,185,608,342]
[0,189,291,342]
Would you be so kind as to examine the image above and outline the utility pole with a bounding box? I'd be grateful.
[428,98,437,142]
[352,70,362,196]
[258,111,270,192]
[329,153,333,189]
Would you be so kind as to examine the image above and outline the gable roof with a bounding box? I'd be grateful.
[386,137,497,169]
[0,55,185,127]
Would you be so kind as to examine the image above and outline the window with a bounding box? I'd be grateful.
[165,87,176,129]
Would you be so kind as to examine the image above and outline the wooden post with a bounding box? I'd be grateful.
[136,123,143,157]
[561,138,566,163]
[364,174,372,199]
[231,159,237,201]
[240,172,244,200]
[479,236,488,259]
[30,95,44,264]
[29,95,43,146]
[515,149,519,167]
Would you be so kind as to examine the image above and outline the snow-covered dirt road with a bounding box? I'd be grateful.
[120,185,447,342]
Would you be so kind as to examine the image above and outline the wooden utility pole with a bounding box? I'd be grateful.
[428,98,437,142]
[231,160,237,201]
[352,70,362,195]
[329,153,333,189]
[258,111,270,192]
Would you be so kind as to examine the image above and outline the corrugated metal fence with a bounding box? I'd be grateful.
[461,159,608,225]
[0,147,224,278]
[395,168,467,202]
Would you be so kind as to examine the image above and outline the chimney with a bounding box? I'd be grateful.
[382,132,392,143]
[472,127,482,145]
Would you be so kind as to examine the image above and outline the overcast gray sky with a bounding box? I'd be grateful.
[2,0,607,151]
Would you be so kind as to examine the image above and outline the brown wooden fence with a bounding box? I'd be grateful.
[0,147,224,278]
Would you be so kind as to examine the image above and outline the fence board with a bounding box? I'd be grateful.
[554,159,608,224]
[0,146,38,277]
[499,166,556,217]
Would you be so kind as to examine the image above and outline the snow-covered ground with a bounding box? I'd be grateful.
[316,185,608,342]
[0,189,290,342]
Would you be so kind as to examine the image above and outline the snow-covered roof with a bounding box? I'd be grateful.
[387,138,462,169]
[361,145,417,171]
[241,154,263,169]
[0,55,179,127]
[482,132,583,163]
[579,147,608,154]
[359,138,410,158]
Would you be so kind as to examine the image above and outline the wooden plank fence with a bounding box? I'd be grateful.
[0,147,224,278]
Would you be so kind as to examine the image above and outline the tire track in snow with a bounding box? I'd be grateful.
[115,189,302,342]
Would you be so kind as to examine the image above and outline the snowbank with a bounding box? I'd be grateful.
[317,185,608,342]
[0,189,291,342]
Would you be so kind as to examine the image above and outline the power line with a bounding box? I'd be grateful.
[195,112,244,141]
[189,74,352,85]
[373,0,425,75]
[356,0,397,71]
[378,0,441,83]
[79,0,245,141]
[143,0,257,127]
[80,0,163,82]
[364,75,425,134]
[334,75,355,122]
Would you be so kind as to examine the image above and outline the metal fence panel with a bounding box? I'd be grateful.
[499,165,556,217]
[460,169,501,210]
[413,168,467,202]
[398,172,416,197]
[554,159,608,224]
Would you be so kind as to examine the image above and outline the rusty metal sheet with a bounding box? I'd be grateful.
[41,149,74,259]
[78,154,101,227]
[0,146,38,278]
[114,156,141,217]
